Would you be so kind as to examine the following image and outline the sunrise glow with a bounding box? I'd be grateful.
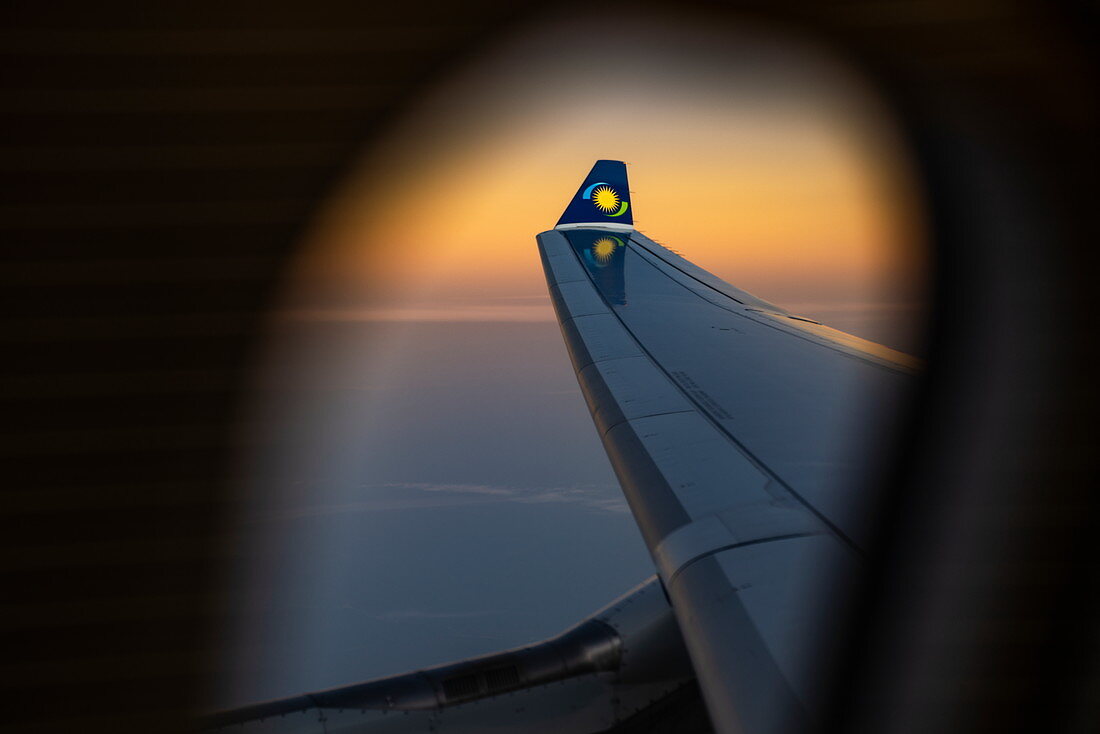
[285,12,927,353]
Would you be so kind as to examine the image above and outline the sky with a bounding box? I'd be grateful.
[222,319,653,702]
[289,11,926,349]
[217,8,928,706]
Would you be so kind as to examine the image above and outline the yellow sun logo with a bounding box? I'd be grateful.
[591,185,620,213]
[592,237,618,263]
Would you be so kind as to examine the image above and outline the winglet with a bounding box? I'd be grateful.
[556,160,634,231]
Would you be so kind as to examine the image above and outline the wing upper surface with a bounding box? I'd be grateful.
[537,225,916,734]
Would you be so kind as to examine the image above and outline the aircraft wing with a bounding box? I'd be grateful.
[202,161,918,734]
[540,160,918,734]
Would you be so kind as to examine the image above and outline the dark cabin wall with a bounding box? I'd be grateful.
[2,2,1096,733]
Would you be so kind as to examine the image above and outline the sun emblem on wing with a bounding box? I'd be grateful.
[592,237,619,263]
[591,185,620,213]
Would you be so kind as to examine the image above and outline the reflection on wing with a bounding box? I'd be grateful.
[576,232,628,305]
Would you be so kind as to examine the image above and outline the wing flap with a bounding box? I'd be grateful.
[668,533,854,734]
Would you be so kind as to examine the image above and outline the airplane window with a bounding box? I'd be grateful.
[218,7,927,716]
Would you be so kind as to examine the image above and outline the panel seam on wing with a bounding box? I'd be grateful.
[596,409,696,438]
[664,533,817,587]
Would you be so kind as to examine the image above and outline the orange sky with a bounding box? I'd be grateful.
[284,10,927,347]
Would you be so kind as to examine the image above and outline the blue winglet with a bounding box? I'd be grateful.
[556,160,633,230]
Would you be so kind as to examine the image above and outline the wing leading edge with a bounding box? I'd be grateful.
[538,161,917,734]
